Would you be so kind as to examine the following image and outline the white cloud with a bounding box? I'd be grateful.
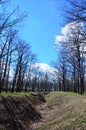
[55,21,84,45]
[32,63,58,82]
[55,35,66,44]
[9,69,14,80]
[0,58,58,82]
[9,62,58,82]
[62,22,84,35]
[34,63,54,72]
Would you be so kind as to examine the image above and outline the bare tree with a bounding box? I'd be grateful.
[0,0,27,93]
[25,53,37,92]
[53,0,86,94]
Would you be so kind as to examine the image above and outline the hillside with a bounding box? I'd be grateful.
[35,92,86,130]
[0,92,86,130]
[0,93,46,130]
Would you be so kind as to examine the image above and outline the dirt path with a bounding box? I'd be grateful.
[31,95,61,130]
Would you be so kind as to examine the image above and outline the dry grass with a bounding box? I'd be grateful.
[0,91,86,130]
[37,92,86,130]
[0,93,46,130]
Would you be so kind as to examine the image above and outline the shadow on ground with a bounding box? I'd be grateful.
[0,93,46,130]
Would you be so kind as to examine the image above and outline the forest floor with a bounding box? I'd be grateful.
[0,92,86,130]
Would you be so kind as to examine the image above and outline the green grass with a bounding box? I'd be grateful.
[64,91,79,96]
[59,91,86,96]
[0,91,86,97]
[83,91,86,96]
[0,91,32,96]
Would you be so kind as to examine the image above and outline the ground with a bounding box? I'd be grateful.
[32,92,86,130]
[0,92,45,130]
[0,92,86,130]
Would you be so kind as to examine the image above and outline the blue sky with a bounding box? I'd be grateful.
[12,0,65,65]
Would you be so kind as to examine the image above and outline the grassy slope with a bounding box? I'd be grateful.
[38,92,86,130]
[0,91,86,130]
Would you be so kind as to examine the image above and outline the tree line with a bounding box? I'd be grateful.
[54,0,86,94]
[1,0,86,94]
[0,0,38,92]
[0,0,57,93]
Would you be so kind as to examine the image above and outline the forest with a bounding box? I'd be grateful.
[0,0,86,95]
[54,0,86,95]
